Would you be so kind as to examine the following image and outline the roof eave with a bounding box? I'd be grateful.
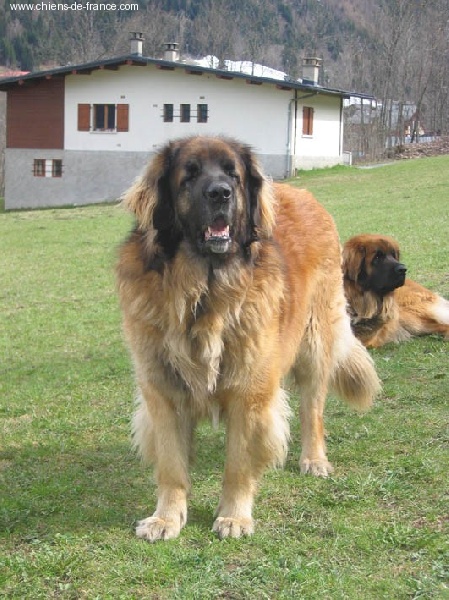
[0,54,374,100]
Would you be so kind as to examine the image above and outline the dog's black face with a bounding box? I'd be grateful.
[174,154,241,256]
[152,137,263,262]
[358,247,407,295]
[343,235,408,297]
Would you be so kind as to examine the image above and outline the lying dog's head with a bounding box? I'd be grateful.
[343,234,407,295]
[123,136,275,265]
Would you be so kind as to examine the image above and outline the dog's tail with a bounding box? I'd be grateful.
[432,296,449,338]
[331,326,382,412]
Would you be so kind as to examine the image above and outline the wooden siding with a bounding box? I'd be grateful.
[7,77,64,149]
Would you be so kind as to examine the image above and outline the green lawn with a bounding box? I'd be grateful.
[1,157,448,599]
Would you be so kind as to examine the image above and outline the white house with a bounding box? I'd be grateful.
[0,40,373,209]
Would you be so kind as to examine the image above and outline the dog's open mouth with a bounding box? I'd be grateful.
[205,218,230,241]
[203,217,231,254]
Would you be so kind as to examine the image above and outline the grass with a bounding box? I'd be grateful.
[1,156,448,599]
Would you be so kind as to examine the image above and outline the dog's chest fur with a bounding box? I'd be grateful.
[147,248,282,405]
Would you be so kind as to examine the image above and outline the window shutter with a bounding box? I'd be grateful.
[116,104,129,132]
[78,104,91,131]
[302,107,314,136]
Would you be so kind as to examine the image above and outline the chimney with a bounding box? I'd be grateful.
[130,32,144,56]
[164,42,179,62]
[302,57,322,86]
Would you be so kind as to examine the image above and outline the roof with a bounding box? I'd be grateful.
[0,53,374,101]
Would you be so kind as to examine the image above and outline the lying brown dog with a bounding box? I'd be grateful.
[343,234,449,347]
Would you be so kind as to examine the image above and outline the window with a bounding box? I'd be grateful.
[302,106,314,136]
[161,102,207,123]
[52,159,63,177]
[180,104,191,123]
[33,159,63,178]
[163,104,174,122]
[94,104,116,131]
[161,102,208,123]
[33,159,45,177]
[77,103,129,132]
[197,104,208,123]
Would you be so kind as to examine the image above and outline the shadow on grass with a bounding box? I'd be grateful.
[0,429,234,541]
[1,442,138,537]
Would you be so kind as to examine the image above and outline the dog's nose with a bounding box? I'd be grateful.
[395,263,407,275]
[205,182,232,203]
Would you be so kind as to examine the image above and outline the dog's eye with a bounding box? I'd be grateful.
[373,251,384,263]
[183,161,200,183]
[223,162,239,180]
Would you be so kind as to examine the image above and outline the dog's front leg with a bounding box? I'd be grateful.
[133,388,192,542]
[213,388,290,539]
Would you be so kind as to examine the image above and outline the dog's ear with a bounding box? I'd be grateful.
[238,143,275,241]
[343,242,366,282]
[122,142,177,231]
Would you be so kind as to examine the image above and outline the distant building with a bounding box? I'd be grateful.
[0,39,373,209]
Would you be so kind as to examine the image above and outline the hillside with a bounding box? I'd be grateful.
[1,0,373,89]
[1,0,449,150]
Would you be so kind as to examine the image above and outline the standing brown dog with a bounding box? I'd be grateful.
[343,234,449,347]
[116,136,380,541]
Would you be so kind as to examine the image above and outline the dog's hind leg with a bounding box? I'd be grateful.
[292,290,379,477]
[294,349,335,477]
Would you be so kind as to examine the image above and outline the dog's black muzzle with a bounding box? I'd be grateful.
[202,181,234,254]
[394,262,407,286]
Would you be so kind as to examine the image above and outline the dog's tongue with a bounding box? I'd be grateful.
[205,218,229,240]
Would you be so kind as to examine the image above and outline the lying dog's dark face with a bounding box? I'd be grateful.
[151,136,264,262]
[343,235,407,295]
[361,248,407,294]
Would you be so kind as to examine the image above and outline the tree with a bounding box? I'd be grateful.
[187,1,235,66]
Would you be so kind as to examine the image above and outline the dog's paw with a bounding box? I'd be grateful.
[300,458,334,477]
[136,516,182,542]
[212,517,254,539]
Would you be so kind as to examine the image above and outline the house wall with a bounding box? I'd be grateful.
[64,64,291,178]
[4,63,347,209]
[5,146,290,210]
[294,94,343,170]
[4,148,148,209]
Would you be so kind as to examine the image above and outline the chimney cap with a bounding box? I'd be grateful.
[130,32,144,41]
[163,42,180,62]
[302,57,322,66]
[302,56,322,86]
